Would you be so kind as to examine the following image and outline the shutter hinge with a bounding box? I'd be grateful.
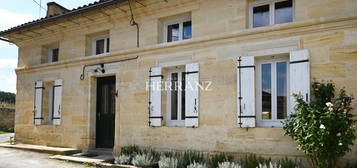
[290,59,309,64]
[184,71,199,75]
[237,65,255,69]
[238,116,256,118]
[149,75,163,78]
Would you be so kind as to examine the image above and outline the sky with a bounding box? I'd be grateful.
[0,0,96,93]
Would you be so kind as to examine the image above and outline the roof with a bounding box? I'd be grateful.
[0,0,127,37]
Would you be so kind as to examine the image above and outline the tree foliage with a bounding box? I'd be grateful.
[0,91,15,104]
[283,81,356,168]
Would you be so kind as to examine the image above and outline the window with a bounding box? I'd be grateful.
[34,79,62,125]
[167,68,186,126]
[48,48,59,62]
[92,35,110,55]
[256,57,289,127]
[163,16,192,43]
[250,0,293,28]
[41,43,59,64]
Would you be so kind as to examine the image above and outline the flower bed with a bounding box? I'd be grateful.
[109,146,302,168]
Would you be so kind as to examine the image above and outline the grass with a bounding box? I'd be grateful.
[0,103,15,109]
[0,128,14,134]
[0,130,8,134]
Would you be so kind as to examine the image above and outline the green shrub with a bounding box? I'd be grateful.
[158,156,178,168]
[238,154,271,168]
[278,158,301,168]
[121,145,140,156]
[187,161,208,168]
[283,81,356,168]
[343,161,357,168]
[182,150,206,167]
[131,153,157,167]
[209,153,234,168]
[114,154,131,164]
[218,162,241,168]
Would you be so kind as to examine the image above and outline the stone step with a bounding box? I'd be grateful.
[0,143,81,155]
[50,153,114,164]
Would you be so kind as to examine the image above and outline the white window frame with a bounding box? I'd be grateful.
[163,16,192,43]
[91,34,110,55]
[166,68,185,126]
[48,46,59,63]
[256,57,290,127]
[249,0,295,28]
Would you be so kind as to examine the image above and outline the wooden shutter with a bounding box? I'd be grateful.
[289,49,310,113]
[53,79,63,125]
[34,81,43,125]
[149,67,162,126]
[185,63,199,127]
[237,56,256,128]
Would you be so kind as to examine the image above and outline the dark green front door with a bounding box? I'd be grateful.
[96,76,116,148]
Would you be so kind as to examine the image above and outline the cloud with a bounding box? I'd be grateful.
[0,9,34,31]
[0,58,17,93]
[0,9,34,49]
[0,58,17,70]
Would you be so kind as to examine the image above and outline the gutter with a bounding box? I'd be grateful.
[0,37,13,43]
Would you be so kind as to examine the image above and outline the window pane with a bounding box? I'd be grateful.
[253,4,270,28]
[183,21,192,40]
[171,73,178,120]
[261,63,272,120]
[181,72,186,120]
[96,39,105,55]
[277,62,287,119]
[167,24,179,42]
[275,0,293,24]
[106,38,110,53]
[52,48,59,62]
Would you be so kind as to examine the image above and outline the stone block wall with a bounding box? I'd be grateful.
[10,0,357,162]
[0,108,15,131]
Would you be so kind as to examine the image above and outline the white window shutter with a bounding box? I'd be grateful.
[34,81,43,125]
[185,63,199,127]
[289,49,310,113]
[237,56,256,128]
[53,79,63,125]
[149,67,162,126]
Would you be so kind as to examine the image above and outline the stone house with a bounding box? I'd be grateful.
[0,0,356,161]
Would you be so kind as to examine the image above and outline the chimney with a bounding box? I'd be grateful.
[46,2,69,17]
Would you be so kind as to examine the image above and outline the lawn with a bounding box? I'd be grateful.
[0,130,9,134]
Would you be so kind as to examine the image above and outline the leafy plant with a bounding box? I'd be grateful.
[209,153,234,168]
[283,81,356,168]
[278,158,301,168]
[131,153,157,167]
[343,161,357,168]
[114,154,131,164]
[158,156,178,168]
[182,151,206,167]
[187,161,208,168]
[218,162,241,168]
[238,154,271,168]
[121,145,141,156]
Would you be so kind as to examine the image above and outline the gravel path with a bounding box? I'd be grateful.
[0,147,93,168]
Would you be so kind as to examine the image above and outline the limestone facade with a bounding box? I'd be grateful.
[3,0,357,161]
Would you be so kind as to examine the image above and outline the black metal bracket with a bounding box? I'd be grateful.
[79,56,138,80]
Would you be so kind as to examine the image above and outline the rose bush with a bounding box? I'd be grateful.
[283,81,356,168]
